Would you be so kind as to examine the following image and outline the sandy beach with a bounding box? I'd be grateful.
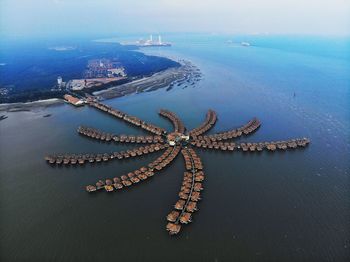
[0,98,64,112]
[93,60,201,100]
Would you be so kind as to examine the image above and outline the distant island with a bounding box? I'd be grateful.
[0,39,194,106]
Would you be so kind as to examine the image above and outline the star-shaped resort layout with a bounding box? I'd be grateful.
[45,100,310,235]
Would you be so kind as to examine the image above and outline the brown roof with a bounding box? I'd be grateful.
[64,94,82,105]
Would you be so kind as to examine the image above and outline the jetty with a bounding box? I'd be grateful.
[189,110,217,139]
[159,109,185,134]
[88,101,166,135]
[166,148,204,235]
[45,101,310,235]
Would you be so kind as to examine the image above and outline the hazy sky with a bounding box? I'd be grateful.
[1,0,349,38]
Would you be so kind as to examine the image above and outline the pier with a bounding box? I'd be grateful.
[85,145,180,192]
[159,109,185,134]
[45,102,310,235]
[189,110,217,138]
[77,126,164,144]
[191,138,310,152]
[166,148,204,235]
[44,143,166,166]
[200,117,260,142]
[88,101,166,135]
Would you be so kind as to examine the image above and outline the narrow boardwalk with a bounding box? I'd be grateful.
[159,109,185,134]
[85,145,181,192]
[191,138,310,152]
[45,102,310,235]
[89,101,166,135]
[166,148,203,235]
[78,126,164,143]
[44,143,167,165]
[189,110,217,138]
[200,117,260,141]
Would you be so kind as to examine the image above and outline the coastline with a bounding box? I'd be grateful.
[0,98,64,112]
[94,60,201,100]
[0,60,201,112]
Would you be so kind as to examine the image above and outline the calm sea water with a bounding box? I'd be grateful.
[1,35,349,261]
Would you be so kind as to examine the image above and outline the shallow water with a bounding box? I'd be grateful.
[1,35,349,261]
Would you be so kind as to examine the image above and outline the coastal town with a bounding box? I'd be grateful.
[0,36,178,106]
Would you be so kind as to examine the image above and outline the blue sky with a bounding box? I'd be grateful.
[0,0,349,38]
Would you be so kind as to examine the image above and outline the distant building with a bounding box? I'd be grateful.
[107,67,126,77]
[57,76,63,86]
[70,79,86,90]
[135,34,171,47]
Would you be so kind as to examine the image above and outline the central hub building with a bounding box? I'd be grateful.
[167,132,190,146]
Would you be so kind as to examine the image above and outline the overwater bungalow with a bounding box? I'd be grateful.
[194,175,204,182]
[179,212,192,224]
[179,192,189,200]
[114,183,123,189]
[146,171,154,177]
[186,201,197,212]
[113,177,121,183]
[86,185,97,192]
[102,153,109,162]
[267,143,277,151]
[105,185,114,192]
[130,177,140,183]
[181,188,191,194]
[175,200,186,210]
[122,180,132,187]
[194,183,203,191]
[167,211,180,222]
[96,181,104,189]
[95,155,102,162]
[191,191,201,201]
[166,223,181,235]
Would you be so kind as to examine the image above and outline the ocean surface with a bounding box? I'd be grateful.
[1,34,349,261]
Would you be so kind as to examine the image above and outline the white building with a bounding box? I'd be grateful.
[57,76,63,86]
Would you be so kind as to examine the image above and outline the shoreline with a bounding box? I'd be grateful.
[94,60,201,100]
[0,60,201,112]
[0,98,64,112]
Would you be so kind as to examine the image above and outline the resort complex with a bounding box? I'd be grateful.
[45,100,310,235]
